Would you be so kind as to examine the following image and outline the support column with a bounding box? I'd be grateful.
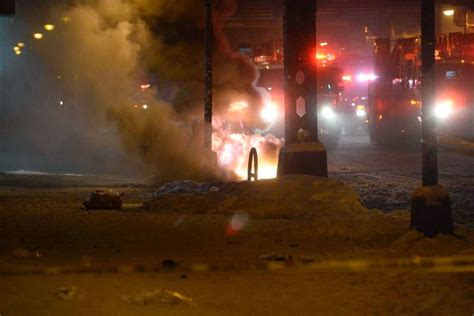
[411,0,453,237]
[277,0,328,178]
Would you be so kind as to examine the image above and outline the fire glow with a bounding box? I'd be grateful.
[212,100,283,180]
[212,128,282,180]
[228,101,249,112]
[260,101,279,124]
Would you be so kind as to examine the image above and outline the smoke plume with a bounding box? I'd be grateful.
[1,0,274,181]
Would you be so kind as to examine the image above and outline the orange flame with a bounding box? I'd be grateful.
[212,117,283,180]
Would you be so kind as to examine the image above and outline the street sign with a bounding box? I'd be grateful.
[0,0,15,16]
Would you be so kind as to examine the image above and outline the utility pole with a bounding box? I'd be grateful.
[411,0,453,237]
[204,0,213,151]
[421,0,438,187]
[277,0,328,178]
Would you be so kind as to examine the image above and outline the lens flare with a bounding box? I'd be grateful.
[226,212,249,236]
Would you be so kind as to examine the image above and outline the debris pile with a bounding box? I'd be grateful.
[83,190,123,211]
[155,180,221,196]
[121,289,195,306]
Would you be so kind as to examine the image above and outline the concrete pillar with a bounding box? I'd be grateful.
[277,0,328,178]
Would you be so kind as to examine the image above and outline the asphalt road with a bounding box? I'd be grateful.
[0,138,473,315]
[329,135,474,228]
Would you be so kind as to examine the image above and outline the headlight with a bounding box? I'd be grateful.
[356,109,367,117]
[321,106,336,120]
[356,105,367,118]
[434,100,454,119]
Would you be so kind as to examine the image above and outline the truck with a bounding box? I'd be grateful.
[254,46,345,149]
[369,32,474,144]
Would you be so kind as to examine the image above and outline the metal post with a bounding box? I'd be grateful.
[277,0,328,178]
[410,0,453,237]
[204,0,213,151]
[421,0,438,186]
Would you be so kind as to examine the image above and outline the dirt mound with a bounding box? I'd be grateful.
[144,175,410,240]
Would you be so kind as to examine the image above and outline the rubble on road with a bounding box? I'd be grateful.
[53,286,78,300]
[162,259,179,269]
[154,180,221,196]
[259,253,292,262]
[12,248,41,259]
[121,289,195,306]
[83,190,123,210]
[259,253,316,264]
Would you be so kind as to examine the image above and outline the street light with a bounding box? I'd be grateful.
[44,24,55,31]
[443,9,455,16]
[33,33,44,40]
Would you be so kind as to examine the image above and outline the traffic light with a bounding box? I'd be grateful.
[0,0,15,16]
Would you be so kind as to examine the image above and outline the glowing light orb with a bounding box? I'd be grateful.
[44,24,55,31]
[434,100,454,119]
[33,33,44,40]
[140,83,151,91]
[443,9,454,16]
[321,106,336,120]
[357,73,378,82]
[356,108,367,118]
